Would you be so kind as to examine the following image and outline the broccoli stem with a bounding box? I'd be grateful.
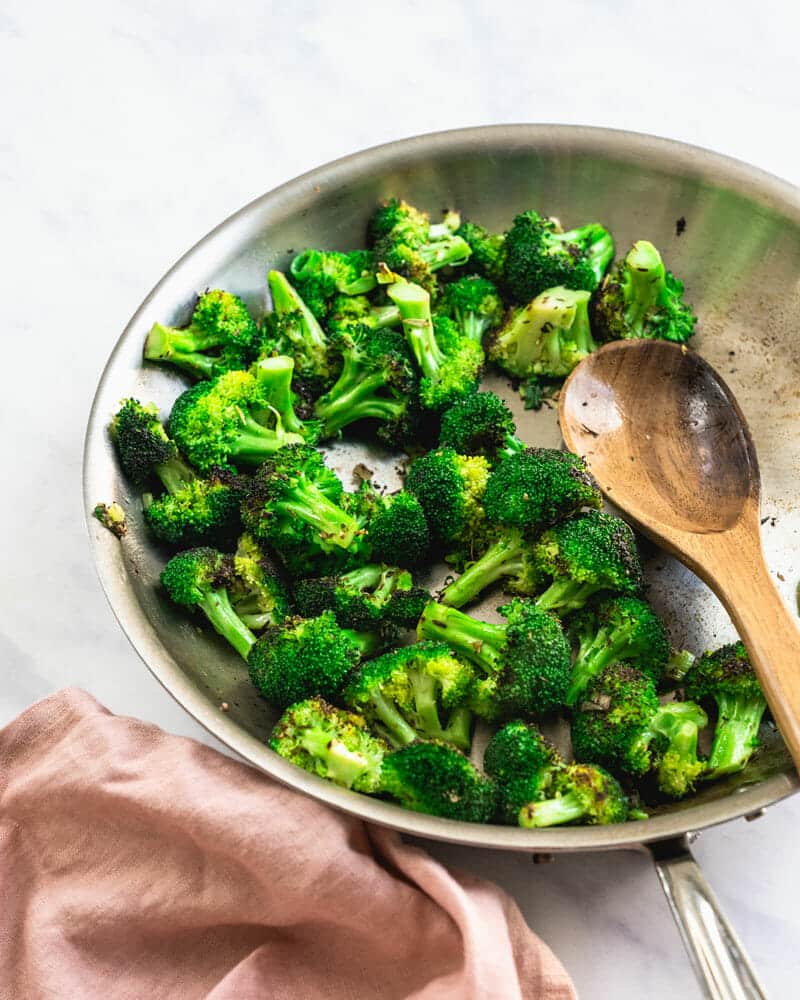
[707,692,766,776]
[387,282,444,380]
[441,532,528,608]
[198,589,257,660]
[417,235,472,269]
[342,629,382,658]
[460,313,491,345]
[518,791,586,828]
[254,356,304,434]
[371,304,401,329]
[369,688,420,746]
[155,454,197,495]
[143,324,222,380]
[535,578,602,614]
[228,416,303,463]
[556,224,615,284]
[341,564,386,591]
[280,482,362,549]
[314,367,406,437]
[566,620,637,706]
[418,602,505,675]
[299,728,374,788]
[622,241,667,330]
[657,721,705,798]
[268,270,328,351]
[442,706,473,751]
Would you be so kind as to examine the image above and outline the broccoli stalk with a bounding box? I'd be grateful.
[518,764,628,827]
[267,270,338,388]
[440,529,538,608]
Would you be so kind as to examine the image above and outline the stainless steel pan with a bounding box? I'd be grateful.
[83,125,800,999]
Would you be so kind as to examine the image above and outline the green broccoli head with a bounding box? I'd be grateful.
[439,274,504,344]
[143,468,243,546]
[684,641,766,777]
[455,220,506,284]
[488,286,596,379]
[344,641,475,750]
[294,564,429,632]
[367,198,431,243]
[270,697,387,793]
[483,720,563,821]
[248,611,368,709]
[160,547,256,660]
[483,447,601,536]
[356,488,431,569]
[143,289,264,380]
[518,763,629,827]
[566,596,671,706]
[438,391,524,463]
[594,241,697,344]
[380,741,497,823]
[229,533,291,630]
[110,398,176,484]
[533,510,643,613]
[404,448,491,561]
[267,270,340,391]
[289,248,377,319]
[502,210,614,303]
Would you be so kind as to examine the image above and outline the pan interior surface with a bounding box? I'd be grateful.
[84,125,799,851]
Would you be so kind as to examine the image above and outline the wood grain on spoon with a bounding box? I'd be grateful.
[559,339,800,772]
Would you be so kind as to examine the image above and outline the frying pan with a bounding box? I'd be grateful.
[83,125,800,999]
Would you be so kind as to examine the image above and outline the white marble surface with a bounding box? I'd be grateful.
[3,2,800,996]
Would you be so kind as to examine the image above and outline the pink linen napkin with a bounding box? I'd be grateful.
[0,689,575,1000]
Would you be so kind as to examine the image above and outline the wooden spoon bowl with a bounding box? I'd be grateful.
[560,339,800,770]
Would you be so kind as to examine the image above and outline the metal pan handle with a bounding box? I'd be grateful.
[648,836,766,999]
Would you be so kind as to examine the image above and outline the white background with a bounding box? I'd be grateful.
[3,2,799,996]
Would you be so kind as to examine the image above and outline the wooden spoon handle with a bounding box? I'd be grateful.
[714,549,800,771]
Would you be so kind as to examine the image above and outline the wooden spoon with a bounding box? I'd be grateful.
[559,338,800,771]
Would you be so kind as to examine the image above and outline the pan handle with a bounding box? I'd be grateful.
[648,836,766,1000]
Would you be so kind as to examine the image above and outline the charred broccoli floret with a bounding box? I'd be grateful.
[483,447,601,536]
[439,275,504,344]
[266,270,340,391]
[567,596,670,706]
[143,289,264,380]
[240,444,366,576]
[684,642,767,777]
[289,249,377,319]
[380,741,496,822]
[160,547,256,659]
[313,324,421,446]
[344,642,475,750]
[248,611,378,709]
[502,210,614,303]
[518,763,629,827]
[294,564,429,631]
[455,220,506,284]
[326,294,400,336]
[270,697,387,792]
[572,663,707,798]
[440,529,541,609]
[533,510,643,613]
[418,599,571,718]
[404,448,491,563]
[488,286,596,379]
[594,241,696,343]
[387,280,483,410]
[437,391,525,462]
[229,533,291,630]
[347,485,431,569]
[483,721,562,823]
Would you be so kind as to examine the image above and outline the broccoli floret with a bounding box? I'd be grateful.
[455,220,506,284]
[684,642,767,777]
[483,720,563,823]
[387,280,483,410]
[326,294,400,336]
[369,199,472,295]
[594,241,697,344]
[248,611,378,709]
[344,642,475,750]
[348,485,431,569]
[418,599,571,718]
[229,533,291,630]
[518,763,629,827]
[240,444,366,575]
[483,447,601,536]
[270,697,387,792]
[502,210,614,303]
[380,741,496,822]
[267,270,340,391]
[289,249,377,319]
[439,275,504,344]
[572,663,707,798]
[533,510,643,613]
[438,391,525,462]
[93,501,127,538]
[143,289,264,380]
[440,528,541,609]
[295,564,429,631]
[111,398,244,545]
[313,324,421,446]
[488,286,597,379]
[567,596,670,706]
[167,368,306,472]
[404,448,491,563]
[160,548,256,660]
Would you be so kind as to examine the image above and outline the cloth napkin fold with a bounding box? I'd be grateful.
[0,689,575,1000]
